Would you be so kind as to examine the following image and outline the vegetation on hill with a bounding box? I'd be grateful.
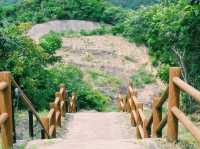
[0,23,109,111]
[108,0,160,9]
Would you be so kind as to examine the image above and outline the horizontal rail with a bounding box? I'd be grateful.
[171,107,200,143]
[120,101,124,109]
[12,78,49,138]
[156,114,167,135]
[0,113,8,124]
[56,112,61,122]
[55,97,60,105]
[138,109,146,124]
[146,113,153,129]
[173,77,200,103]
[132,110,138,122]
[138,124,144,138]
[0,81,8,91]
[156,86,169,109]
[49,125,55,137]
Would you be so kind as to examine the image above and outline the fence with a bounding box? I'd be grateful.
[0,71,77,149]
[118,67,200,143]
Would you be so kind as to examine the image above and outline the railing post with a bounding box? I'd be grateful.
[41,117,49,139]
[152,96,162,137]
[72,92,77,112]
[59,84,66,116]
[0,72,13,149]
[28,111,34,139]
[167,67,181,142]
[55,92,61,127]
[50,109,56,138]
[136,102,143,139]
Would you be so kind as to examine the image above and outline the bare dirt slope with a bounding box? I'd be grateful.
[56,35,161,102]
[28,19,161,103]
[27,20,100,42]
[26,112,157,149]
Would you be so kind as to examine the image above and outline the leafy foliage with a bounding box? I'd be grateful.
[130,66,155,88]
[108,0,160,9]
[49,65,110,111]
[39,31,62,55]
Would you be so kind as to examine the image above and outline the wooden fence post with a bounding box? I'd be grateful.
[50,109,56,138]
[152,96,162,137]
[167,67,181,142]
[136,102,143,139]
[55,92,61,127]
[41,117,49,139]
[59,84,66,116]
[28,111,34,139]
[0,72,13,149]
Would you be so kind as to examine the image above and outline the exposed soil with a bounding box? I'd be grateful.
[27,19,162,103]
[56,35,161,102]
[27,20,100,42]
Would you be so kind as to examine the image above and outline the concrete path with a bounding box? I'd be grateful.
[26,112,147,149]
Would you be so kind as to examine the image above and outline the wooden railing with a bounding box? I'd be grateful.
[0,71,77,149]
[118,67,200,143]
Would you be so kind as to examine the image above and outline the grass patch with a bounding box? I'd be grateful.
[82,52,94,62]
[59,24,112,38]
[86,68,122,90]
[59,30,82,37]
[130,66,155,88]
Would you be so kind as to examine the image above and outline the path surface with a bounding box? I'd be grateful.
[26,112,148,149]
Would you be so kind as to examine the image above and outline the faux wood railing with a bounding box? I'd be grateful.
[118,67,200,143]
[0,71,77,149]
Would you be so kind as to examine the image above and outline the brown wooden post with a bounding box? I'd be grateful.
[50,109,56,138]
[70,92,77,113]
[41,117,49,139]
[55,92,61,127]
[129,97,136,127]
[152,96,162,137]
[0,72,13,149]
[136,102,143,139]
[167,67,181,142]
[59,84,66,116]
[127,87,131,113]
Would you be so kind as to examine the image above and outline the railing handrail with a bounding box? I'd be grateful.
[173,77,200,103]
[0,71,78,149]
[118,67,200,144]
[11,78,50,138]
[155,86,169,109]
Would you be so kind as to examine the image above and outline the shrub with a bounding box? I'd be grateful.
[48,65,110,111]
[130,66,155,88]
[158,64,170,82]
[39,31,62,55]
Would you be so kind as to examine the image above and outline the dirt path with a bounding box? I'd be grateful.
[26,112,155,149]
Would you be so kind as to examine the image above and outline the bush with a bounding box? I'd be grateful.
[130,66,155,88]
[48,65,110,111]
[39,31,62,55]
